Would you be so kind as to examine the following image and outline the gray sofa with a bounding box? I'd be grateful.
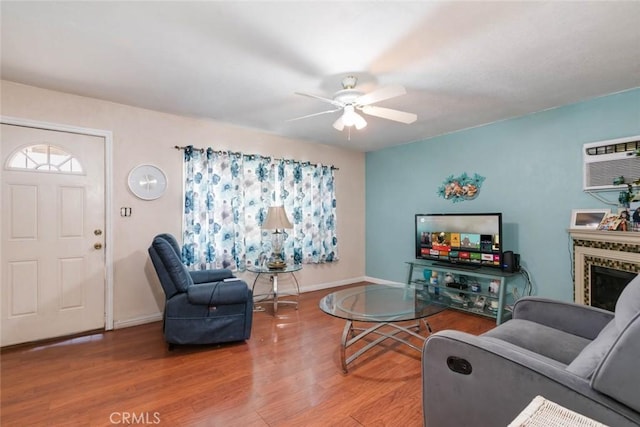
[422,274,640,426]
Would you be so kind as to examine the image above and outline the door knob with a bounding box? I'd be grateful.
[94,243,103,250]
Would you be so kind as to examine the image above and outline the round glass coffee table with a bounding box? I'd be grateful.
[319,284,447,373]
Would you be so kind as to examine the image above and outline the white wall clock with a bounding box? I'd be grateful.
[127,164,167,200]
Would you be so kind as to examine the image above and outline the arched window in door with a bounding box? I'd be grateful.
[6,144,83,174]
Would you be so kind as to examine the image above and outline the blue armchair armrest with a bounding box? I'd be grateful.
[188,269,234,284]
[187,280,251,305]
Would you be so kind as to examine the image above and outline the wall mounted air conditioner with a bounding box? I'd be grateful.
[583,135,640,191]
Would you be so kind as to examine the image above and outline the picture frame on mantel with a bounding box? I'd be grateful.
[597,213,622,231]
[570,209,611,229]
[630,202,640,231]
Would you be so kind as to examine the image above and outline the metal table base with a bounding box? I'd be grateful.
[340,318,432,373]
[251,269,300,314]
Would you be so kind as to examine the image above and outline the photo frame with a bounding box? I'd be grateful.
[570,209,611,229]
[597,213,622,231]
[611,204,640,232]
[629,201,640,232]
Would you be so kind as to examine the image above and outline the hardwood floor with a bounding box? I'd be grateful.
[1,283,495,427]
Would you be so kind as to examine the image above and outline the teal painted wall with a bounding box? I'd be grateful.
[365,88,640,301]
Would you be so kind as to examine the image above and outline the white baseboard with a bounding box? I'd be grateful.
[299,276,365,293]
[113,277,403,329]
[299,276,402,293]
[364,276,403,286]
[113,312,163,329]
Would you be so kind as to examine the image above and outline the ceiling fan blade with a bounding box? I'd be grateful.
[286,108,343,122]
[355,85,407,106]
[295,91,343,107]
[361,105,417,124]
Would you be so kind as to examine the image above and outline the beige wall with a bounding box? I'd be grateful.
[1,80,366,328]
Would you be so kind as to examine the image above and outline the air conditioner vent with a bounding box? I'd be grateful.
[586,157,640,188]
[585,139,640,156]
[583,135,640,191]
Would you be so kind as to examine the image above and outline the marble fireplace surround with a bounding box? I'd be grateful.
[569,230,640,306]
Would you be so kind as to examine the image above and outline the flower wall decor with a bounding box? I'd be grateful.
[437,172,485,202]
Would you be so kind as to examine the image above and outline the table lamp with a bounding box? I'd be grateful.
[262,205,293,269]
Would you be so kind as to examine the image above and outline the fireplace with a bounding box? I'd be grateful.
[569,229,639,308]
[590,265,636,311]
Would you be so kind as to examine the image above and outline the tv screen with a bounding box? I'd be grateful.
[415,213,503,269]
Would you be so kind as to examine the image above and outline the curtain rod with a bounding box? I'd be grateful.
[175,145,205,153]
[174,145,339,170]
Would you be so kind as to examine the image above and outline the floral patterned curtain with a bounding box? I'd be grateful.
[280,160,338,264]
[181,146,338,271]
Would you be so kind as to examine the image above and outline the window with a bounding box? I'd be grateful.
[7,144,83,174]
[181,146,338,271]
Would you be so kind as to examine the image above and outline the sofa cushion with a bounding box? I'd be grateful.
[152,237,193,292]
[482,319,590,365]
[567,275,639,380]
[566,319,618,378]
[156,233,182,258]
[615,274,640,329]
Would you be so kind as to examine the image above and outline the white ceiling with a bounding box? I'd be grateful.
[1,1,639,152]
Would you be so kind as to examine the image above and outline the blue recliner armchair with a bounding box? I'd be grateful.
[148,233,253,346]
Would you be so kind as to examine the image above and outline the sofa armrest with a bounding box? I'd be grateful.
[513,297,614,340]
[187,280,251,305]
[422,330,639,427]
[189,269,234,284]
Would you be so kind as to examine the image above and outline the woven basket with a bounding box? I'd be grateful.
[508,395,608,427]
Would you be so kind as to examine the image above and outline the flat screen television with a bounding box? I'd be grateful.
[415,213,503,269]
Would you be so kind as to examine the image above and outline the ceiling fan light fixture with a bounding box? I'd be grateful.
[353,113,367,130]
[293,76,415,133]
[341,105,367,130]
[342,105,357,126]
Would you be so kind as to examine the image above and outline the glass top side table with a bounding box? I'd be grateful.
[247,264,302,314]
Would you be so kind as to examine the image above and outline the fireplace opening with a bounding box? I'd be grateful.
[591,266,636,311]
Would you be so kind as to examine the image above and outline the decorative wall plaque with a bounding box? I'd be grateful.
[437,172,485,202]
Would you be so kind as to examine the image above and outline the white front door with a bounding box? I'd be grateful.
[1,124,106,346]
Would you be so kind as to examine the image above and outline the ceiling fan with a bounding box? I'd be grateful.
[289,76,417,131]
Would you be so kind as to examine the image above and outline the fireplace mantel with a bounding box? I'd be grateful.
[568,229,640,305]
[568,229,640,246]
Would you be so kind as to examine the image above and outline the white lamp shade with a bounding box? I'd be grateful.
[333,106,367,131]
[262,206,293,229]
[352,112,367,130]
[342,105,357,127]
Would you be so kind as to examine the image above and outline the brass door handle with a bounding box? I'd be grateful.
[94,243,103,250]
